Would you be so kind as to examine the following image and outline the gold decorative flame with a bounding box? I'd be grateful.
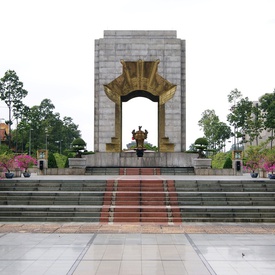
[104,60,177,105]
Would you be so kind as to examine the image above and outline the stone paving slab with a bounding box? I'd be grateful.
[0,222,275,234]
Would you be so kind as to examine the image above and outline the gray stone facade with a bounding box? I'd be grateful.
[94,30,186,152]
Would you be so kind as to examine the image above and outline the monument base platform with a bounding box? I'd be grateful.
[85,152,198,167]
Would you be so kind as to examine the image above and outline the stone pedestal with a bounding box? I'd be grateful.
[69,158,87,168]
[85,152,197,167]
[193,158,212,169]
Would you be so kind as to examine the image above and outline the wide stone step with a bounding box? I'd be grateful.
[2,178,275,223]
[0,209,98,220]
[178,200,275,207]
[1,205,102,210]
[0,191,106,207]
[160,167,195,175]
[85,167,120,175]
[176,191,275,207]
[174,180,273,192]
[118,168,161,175]
[0,180,107,190]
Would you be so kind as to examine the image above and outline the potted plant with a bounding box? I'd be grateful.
[14,154,37,177]
[68,138,87,168]
[243,160,260,178]
[243,145,263,178]
[261,149,275,179]
[194,137,208,158]
[193,137,212,168]
[71,137,87,158]
[0,153,16,178]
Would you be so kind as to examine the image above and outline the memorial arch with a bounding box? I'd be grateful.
[103,59,177,152]
[94,30,186,154]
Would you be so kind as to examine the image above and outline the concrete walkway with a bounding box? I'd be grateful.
[0,174,274,274]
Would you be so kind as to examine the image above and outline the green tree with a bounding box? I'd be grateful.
[213,122,231,152]
[60,116,80,154]
[227,97,253,147]
[16,99,81,154]
[198,109,231,152]
[227,88,242,104]
[227,89,263,149]
[0,70,28,148]
[259,90,275,148]
[248,103,264,146]
[227,88,265,147]
[227,89,243,149]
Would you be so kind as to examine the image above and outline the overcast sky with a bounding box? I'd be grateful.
[0,0,274,151]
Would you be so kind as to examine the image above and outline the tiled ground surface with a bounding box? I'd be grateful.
[74,233,211,275]
[0,227,275,275]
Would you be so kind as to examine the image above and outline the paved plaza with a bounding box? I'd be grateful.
[0,223,275,275]
[0,174,275,274]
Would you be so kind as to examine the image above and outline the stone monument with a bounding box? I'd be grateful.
[86,30,196,167]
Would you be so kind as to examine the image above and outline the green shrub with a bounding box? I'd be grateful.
[223,157,233,169]
[64,157,69,168]
[211,152,231,169]
[53,153,67,168]
[48,152,58,168]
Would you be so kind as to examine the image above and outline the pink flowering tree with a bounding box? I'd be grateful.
[243,145,263,173]
[14,154,37,173]
[0,154,16,173]
[261,149,275,175]
[243,160,260,173]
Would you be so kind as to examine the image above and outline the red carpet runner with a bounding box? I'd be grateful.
[100,178,182,223]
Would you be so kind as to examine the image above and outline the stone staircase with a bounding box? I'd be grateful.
[1,178,275,223]
[175,180,275,222]
[0,180,107,222]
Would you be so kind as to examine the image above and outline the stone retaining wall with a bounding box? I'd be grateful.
[195,168,234,176]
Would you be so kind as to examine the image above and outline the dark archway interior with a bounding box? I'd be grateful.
[121,90,159,103]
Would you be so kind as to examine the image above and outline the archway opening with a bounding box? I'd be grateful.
[122,97,158,150]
